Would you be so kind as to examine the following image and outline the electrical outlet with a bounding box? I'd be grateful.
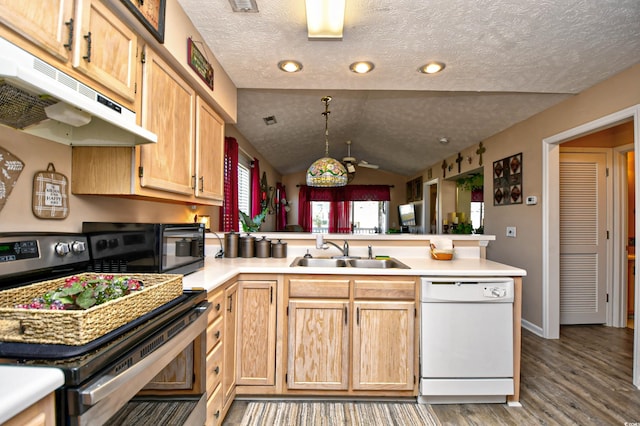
[506,226,516,238]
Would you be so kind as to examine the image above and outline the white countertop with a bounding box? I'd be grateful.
[182,255,527,292]
[0,366,64,424]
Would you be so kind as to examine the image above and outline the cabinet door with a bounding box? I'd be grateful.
[74,0,138,101]
[287,299,349,390]
[195,97,224,202]
[0,0,73,61]
[140,47,195,195]
[222,282,238,406]
[352,301,415,390]
[142,344,194,390]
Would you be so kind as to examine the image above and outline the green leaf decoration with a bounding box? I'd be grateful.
[76,289,97,309]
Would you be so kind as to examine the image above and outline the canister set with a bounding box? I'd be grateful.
[224,232,287,258]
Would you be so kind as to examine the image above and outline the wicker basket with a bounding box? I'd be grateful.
[0,273,182,346]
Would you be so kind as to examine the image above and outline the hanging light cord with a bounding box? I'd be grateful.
[321,96,332,157]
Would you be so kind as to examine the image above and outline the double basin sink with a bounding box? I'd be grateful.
[290,257,410,269]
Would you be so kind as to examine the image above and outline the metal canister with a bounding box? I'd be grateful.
[224,232,239,258]
[255,236,271,258]
[239,234,256,258]
[271,239,287,258]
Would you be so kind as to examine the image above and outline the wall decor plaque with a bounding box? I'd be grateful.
[122,0,166,43]
[0,146,24,213]
[187,38,214,90]
[493,153,522,206]
[32,163,69,219]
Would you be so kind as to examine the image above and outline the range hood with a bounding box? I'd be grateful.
[0,37,157,146]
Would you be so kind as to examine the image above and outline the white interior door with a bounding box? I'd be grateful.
[559,151,608,324]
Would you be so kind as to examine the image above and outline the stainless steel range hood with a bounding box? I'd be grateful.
[0,37,157,146]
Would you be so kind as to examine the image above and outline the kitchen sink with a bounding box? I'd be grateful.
[347,258,410,269]
[289,257,410,269]
[289,257,348,267]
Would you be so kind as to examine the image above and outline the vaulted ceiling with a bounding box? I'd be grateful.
[178,0,640,177]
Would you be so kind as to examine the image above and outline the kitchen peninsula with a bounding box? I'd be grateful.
[183,232,526,424]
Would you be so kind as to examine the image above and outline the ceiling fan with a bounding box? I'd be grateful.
[342,140,379,182]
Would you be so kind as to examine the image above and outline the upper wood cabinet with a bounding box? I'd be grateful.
[195,97,225,201]
[73,0,138,102]
[0,0,138,105]
[0,0,74,61]
[139,46,196,195]
[72,47,225,205]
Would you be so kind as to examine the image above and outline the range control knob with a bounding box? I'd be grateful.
[71,241,86,253]
[55,242,71,256]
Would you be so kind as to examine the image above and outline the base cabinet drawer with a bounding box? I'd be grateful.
[206,343,223,397]
[206,383,223,426]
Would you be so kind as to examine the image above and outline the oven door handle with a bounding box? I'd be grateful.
[80,305,209,406]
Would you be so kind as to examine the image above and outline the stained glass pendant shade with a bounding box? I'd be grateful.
[306,96,348,187]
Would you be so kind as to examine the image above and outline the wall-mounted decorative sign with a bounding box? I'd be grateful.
[32,163,69,219]
[122,0,166,43]
[493,153,522,206]
[0,146,24,213]
[188,38,214,90]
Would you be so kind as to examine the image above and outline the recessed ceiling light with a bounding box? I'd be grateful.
[277,60,303,73]
[228,0,258,12]
[439,137,449,144]
[263,116,277,125]
[349,61,375,74]
[418,61,446,74]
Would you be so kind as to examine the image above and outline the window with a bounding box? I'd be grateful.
[310,201,388,234]
[237,155,251,231]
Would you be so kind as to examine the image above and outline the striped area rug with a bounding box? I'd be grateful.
[240,402,441,426]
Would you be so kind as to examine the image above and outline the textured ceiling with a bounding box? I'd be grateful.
[178,0,640,177]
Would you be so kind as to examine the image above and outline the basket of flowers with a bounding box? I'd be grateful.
[0,273,182,345]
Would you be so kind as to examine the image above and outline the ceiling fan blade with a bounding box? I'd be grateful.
[358,160,379,169]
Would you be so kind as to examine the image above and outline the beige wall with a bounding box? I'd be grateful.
[282,167,408,229]
[422,63,640,327]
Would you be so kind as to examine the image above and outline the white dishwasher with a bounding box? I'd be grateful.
[419,277,514,404]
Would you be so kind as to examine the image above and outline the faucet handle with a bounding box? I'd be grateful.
[368,245,373,259]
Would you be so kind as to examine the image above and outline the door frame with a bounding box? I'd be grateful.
[423,178,441,234]
[542,104,640,388]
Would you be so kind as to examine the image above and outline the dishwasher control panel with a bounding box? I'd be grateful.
[420,277,514,303]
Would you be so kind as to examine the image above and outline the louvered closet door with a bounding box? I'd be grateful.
[559,151,607,324]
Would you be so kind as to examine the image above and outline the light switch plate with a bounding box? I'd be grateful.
[525,196,537,205]
[506,226,516,237]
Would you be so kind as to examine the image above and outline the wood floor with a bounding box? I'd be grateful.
[223,325,640,425]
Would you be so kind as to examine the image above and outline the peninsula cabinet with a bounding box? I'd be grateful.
[3,392,55,426]
[0,0,139,107]
[236,279,277,387]
[285,275,418,395]
[71,47,225,205]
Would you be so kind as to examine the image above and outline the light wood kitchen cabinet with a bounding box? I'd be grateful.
[236,280,277,386]
[194,97,225,202]
[285,276,417,394]
[222,282,238,409]
[3,392,55,426]
[139,46,196,195]
[72,47,225,205]
[205,289,224,426]
[0,0,139,106]
[287,298,350,390]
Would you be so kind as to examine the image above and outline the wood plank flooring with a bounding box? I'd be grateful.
[223,325,640,425]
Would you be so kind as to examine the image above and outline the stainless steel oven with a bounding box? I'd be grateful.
[0,232,210,425]
[82,222,205,275]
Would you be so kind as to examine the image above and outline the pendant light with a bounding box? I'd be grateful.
[306,96,348,187]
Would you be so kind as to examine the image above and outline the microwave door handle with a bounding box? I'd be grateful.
[80,310,208,406]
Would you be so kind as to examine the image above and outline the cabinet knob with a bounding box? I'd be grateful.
[214,410,220,418]
[214,366,220,375]
[214,330,220,339]
[215,303,221,311]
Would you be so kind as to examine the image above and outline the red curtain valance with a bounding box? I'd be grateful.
[298,185,391,202]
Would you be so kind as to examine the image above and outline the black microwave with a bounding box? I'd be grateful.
[82,222,205,275]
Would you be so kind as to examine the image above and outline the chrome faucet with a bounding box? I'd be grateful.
[315,235,352,258]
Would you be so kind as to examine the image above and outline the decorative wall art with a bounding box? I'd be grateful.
[32,163,69,219]
[493,153,522,206]
[122,0,166,43]
[187,38,214,90]
[0,146,24,213]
